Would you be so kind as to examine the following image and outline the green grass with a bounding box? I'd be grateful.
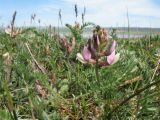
[0,26,160,120]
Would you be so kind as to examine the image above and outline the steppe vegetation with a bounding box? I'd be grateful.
[0,5,160,120]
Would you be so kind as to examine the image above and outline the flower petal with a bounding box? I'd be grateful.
[108,40,117,55]
[107,51,120,65]
[93,35,100,49]
[111,53,120,65]
[76,53,87,64]
[82,46,91,61]
[96,35,100,46]
[5,28,12,35]
[107,50,116,65]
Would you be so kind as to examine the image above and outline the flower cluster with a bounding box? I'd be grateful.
[5,26,21,38]
[5,11,21,38]
[77,26,120,67]
[59,37,76,55]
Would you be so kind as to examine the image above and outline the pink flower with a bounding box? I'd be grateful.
[82,46,91,61]
[77,40,120,66]
[77,45,96,64]
[108,40,117,55]
[77,26,119,67]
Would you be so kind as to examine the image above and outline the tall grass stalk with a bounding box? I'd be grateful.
[127,7,130,40]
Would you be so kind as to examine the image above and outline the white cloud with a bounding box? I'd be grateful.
[1,0,160,27]
[62,0,160,27]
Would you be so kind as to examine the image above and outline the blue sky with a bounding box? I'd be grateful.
[0,0,160,27]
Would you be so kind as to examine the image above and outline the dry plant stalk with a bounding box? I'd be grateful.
[5,11,21,38]
[75,4,78,18]
[31,13,36,24]
[82,6,86,24]
[59,9,62,25]
[118,76,143,90]
[3,52,12,82]
[44,44,50,55]
[11,11,17,32]
[25,43,46,74]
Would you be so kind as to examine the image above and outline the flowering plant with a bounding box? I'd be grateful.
[5,26,21,38]
[77,26,120,67]
[59,37,76,55]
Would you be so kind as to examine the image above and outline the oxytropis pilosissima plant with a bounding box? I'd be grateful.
[77,26,120,67]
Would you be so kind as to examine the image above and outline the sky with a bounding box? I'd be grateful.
[0,0,160,28]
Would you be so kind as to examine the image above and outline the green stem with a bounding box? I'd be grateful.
[95,57,100,86]
[13,110,18,120]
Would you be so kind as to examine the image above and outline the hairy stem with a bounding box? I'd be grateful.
[95,57,100,86]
